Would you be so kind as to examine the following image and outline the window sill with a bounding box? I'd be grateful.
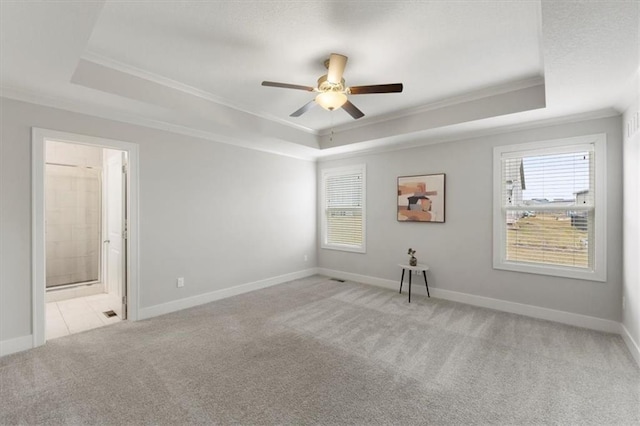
[493,261,606,282]
[321,243,366,254]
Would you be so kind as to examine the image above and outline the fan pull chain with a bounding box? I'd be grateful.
[329,111,335,144]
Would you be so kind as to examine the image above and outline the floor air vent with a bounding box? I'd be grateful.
[330,278,345,282]
[103,310,117,318]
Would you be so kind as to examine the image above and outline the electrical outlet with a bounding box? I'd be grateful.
[177,277,185,288]
[304,254,308,262]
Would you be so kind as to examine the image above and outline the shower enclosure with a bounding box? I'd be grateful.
[45,160,102,288]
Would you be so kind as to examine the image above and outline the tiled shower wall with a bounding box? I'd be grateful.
[46,142,102,288]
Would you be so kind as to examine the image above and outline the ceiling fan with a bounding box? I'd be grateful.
[261,53,403,120]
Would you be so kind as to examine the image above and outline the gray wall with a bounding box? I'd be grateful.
[623,99,640,352]
[318,116,623,322]
[0,98,317,341]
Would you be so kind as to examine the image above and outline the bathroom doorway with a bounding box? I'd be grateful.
[44,141,127,339]
[32,128,140,347]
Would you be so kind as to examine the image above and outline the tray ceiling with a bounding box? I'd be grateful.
[1,1,637,159]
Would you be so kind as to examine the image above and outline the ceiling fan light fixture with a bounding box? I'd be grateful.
[315,91,347,111]
[262,53,402,119]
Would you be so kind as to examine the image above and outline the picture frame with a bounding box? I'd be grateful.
[397,173,446,223]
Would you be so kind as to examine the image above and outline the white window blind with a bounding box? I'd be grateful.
[321,165,366,252]
[493,135,606,281]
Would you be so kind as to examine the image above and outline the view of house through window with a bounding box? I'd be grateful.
[502,149,593,268]
[494,135,605,281]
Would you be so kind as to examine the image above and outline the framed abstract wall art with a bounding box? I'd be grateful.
[397,173,445,223]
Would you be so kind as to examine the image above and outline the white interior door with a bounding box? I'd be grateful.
[105,150,127,319]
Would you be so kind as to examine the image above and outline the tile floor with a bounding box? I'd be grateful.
[46,293,122,340]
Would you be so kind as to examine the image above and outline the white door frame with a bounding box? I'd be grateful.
[31,128,140,347]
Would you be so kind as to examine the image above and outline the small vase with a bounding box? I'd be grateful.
[410,256,417,266]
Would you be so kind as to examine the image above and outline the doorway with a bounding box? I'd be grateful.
[32,129,139,347]
[43,141,127,339]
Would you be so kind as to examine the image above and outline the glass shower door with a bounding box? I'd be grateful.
[45,164,101,288]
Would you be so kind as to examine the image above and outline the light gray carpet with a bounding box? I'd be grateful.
[1,275,638,425]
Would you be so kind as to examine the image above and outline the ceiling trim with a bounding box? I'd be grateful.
[82,51,319,135]
[319,75,546,136]
[0,82,620,165]
[320,82,547,149]
[0,86,318,161]
[317,108,620,162]
[70,58,319,150]
[79,53,548,141]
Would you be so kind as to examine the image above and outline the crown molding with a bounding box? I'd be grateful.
[81,51,319,135]
[2,84,620,165]
[80,53,550,143]
[0,86,318,161]
[317,108,620,162]
[3,83,619,164]
[318,75,546,136]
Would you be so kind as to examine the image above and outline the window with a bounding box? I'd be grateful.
[493,134,606,281]
[321,165,366,252]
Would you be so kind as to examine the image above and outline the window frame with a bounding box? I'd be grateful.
[492,134,606,282]
[320,164,366,253]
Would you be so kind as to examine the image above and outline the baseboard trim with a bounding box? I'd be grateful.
[0,334,34,357]
[621,324,640,368]
[318,268,621,334]
[5,268,634,365]
[139,268,319,320]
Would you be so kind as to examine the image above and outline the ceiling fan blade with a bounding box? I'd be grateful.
[262,81,315,91]
[290,100,316,117]
[327,53,348,84]
[349,83,403,95]
[342,100,365,120]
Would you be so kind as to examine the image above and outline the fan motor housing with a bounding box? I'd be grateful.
[317,75,345,93]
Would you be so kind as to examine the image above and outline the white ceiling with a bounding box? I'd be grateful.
[1,1,638,159]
